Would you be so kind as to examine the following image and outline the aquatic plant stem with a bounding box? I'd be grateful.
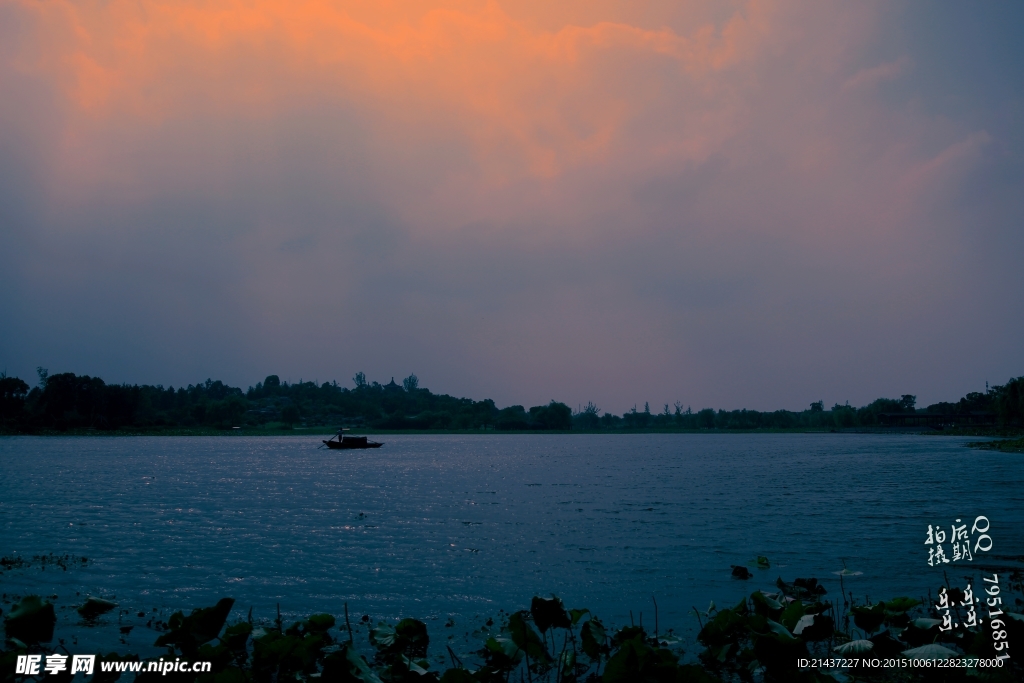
[555,634,566,683]
[839,569,847,608]
[344,602,353,645]
[652,595,658,639]
[569,621,578,681]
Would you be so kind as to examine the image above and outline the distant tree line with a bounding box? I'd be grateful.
[0,368,1021,433]
[0,370,573,432]
[574,378,1023,431]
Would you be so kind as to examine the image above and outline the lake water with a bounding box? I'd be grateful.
[1,433,1021,658]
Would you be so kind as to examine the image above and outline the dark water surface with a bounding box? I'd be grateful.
[1,433,1021,654]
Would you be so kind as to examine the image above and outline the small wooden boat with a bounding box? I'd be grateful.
[321,429,383,450]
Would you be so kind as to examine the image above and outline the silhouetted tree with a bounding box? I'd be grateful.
[574,402,600,430]
[528,401,572,430]
[0,374,29,428]
[497,405,529,430]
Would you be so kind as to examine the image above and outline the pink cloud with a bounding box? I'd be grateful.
[842,55,911,91]
[2,1,1018,411]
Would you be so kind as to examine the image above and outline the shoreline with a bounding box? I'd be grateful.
[1,427,1018,438]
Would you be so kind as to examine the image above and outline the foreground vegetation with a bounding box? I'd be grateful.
[1,369,1021,434]
[967,437,1024,454]
[3,570,1023,683]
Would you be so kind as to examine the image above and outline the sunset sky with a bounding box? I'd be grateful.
[1,0,1022,413]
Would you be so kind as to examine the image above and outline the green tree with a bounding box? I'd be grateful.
[497,405,529,430]
[208,396,247,428]
[281,404,301,426]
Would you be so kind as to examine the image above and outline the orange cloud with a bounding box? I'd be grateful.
[11,0,780,183]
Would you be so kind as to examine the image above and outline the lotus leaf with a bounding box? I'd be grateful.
[883,610,910,628]
[389,654,430,678]
[322,643,383,683]
[764,619,797,642]
[507,612,548,663]
[369,623,396,649]
[779,601,806,631]
[902,644,960,660]
[746,613,769,633]
[883,597,921,613]
[306,614,336,633]
[792,614,816,635]
[802,602,828,615]
[78,597,117,619]
[733,593,749,618]
[901,620,942,648]
[484,636,522,662]
[569,608,589,625]
[834,640,874,654]
[530,595,570,633]
[3,595,55,643]
[657,634,682,648]
[558,649,575,677]
[911,618,941,629]
[611,625,644,646]
[750,591,783,617]
[697,609,743,648]
[731,565,751,580]
[850,603,885,634]
[602,636,680,683]
[580,618,607,660]
[251,627,330,678]
[154,598,235,656]
[794,577,825,594]
[800,615,834,642]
